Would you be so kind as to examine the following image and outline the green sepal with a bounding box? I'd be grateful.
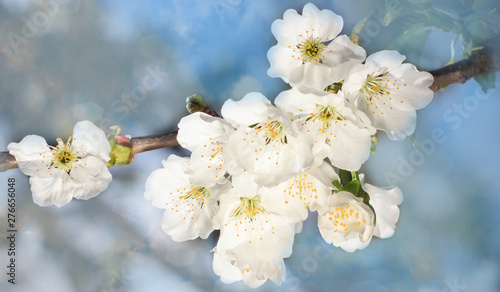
[105,126,134,167]
[106,143,133,167]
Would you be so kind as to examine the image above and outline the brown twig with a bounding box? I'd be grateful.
[429,48,499,92]
[1,48,499,172]
[130,130,179,154]
[0,152,18,172]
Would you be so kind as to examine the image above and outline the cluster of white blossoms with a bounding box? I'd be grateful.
[5,3,434,288]
[144,3,433,288]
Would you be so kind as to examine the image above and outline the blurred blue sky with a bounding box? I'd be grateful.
[0,0,499,291]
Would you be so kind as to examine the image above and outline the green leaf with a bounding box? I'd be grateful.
[474,71,497,93]
[472,0,499,11]
[339,169,353,186]
[343,180,361,196]
[332,180,342,190]
[385,27,431,66]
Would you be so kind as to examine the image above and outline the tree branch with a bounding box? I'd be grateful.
[1,48,499,172]
[0,152,18,172]
[429,48,499,92]
[130,130,179,154]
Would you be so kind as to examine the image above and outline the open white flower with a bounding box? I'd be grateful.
[144,155,230,242]
[343,50,434,140]
[177,112,235,186]
[221,92,314,187]
[7,120,112,207]
[318,191,375,252]
[275,88,372,171]
[363,182,403,239]
[268,3,365,93]
[213,172,295,287]
[269,161,339,223]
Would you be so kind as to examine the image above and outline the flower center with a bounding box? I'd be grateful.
[231,196,266,221]
[360,73,391,101]
[50,137,80,173]
[284,173,318,207]
[229,195,273,243]
[298,37,326,63]
[328,204,366,234]
[306,105,344,133]
[180,186,210,208]
[251,120,287,145]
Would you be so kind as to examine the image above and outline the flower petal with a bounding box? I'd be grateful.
[221,92,272,127]
[29,171,74,207]
[364,183,403,238]
[7,135,52,177]
[70,156,112,200]
[177,112,233,152]
[302,3,343,40]
[323,35,366,82]
[72,120,111,162]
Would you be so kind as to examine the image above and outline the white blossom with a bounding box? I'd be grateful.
[7,121,112,207]
[267,3,365,93]
[213,172,295,287]
[177,112,235,186]
[343,50,434,140]
[269,161,339,223]
[318,191,375,252]
[275,88,373,171]
[144,155,230,242]
[221,92,314,187]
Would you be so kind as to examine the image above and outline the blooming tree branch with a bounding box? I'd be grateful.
[3,3,499,287]
[0,48,498,173]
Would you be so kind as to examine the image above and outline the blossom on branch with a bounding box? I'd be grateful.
[276,88,373,171]
[267,3,365,93]
[7,121,112,207]
[212,172,296,288]
[343,50,434,140]
[221,92,314,187]
[144,155,230,242]
[268,161,339,222]
[318,191,375,252]
[177,112,235,186]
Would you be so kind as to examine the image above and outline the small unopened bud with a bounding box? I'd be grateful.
[186,94,206,114]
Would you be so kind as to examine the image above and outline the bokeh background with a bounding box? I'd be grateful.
[0,0,499,291]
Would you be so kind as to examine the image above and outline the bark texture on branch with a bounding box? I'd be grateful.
[130,130,180,154]
[430,48,499,92]
[1,48,499,172]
